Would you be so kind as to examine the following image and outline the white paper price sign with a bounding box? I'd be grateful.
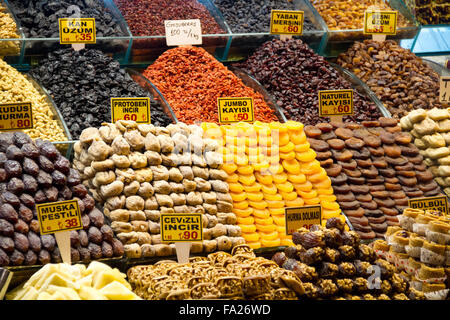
[165,19,202,47]
[440,76,450,104]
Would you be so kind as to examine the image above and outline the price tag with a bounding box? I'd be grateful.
[270,10,304,35]
[165,19,202,47]
[0,267,12,300]
[160,213,203,242]
[218,97,254,124]
[0,102,33,131]
[36,200,82,235]
[408,196,449,216]
[111,97,151,124]
[59,18,96,44]
[439,76,450,104]
[364,10,397,35]
[318,89,354,117]
[285,205,322,235]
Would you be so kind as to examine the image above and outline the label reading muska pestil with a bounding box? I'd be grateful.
[408,196,449,216]
[218,97,254,123]
[36,200,83,235]
[0,102,33,131]
[318,89,354,117]
[364,11,397,35]
[285,205,322,235]
[270,10,304,35]
[59,18,96,44]
[111,97,151,124]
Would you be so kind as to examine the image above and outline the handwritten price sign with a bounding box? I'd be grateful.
[364,11,397,35]
[36,200,82,235]
[0,102,33,131]
[165,19,202,46]
[270,10,304,35]
[160,213,203,242]
[218,97,254,124]
[318,90,354,117]
[440,76,450,104]
[59,18,96,44]
[111,97,151,124]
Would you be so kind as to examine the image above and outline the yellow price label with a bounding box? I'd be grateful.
[36,200,83,235]
[285,205,322,235]
[59,18,96,44]
[439,76,450,104]
[364,10,397,35]
[218,97,254,124]
[408,196,449,216]
[270,10,304,35]
[318,89,354,117]
[111,97,151,124]
[0,102,33,131]
[160,213,203,242]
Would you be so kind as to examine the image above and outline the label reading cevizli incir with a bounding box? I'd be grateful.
[285,205,322,235]
[59,18,96,44]
[0,102,33,131]
[408,196,449,216]
[111,97,151,124]
[218,97,254,124]
[318,89,354,117]
[270,10,304,35]
[165,19,202,46]
[36,200,83,235]
[364,10,397,35]
[439,76,450,104]
[160,213,203,242]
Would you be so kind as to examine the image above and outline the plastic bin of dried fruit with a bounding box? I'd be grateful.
[202,120,348,250]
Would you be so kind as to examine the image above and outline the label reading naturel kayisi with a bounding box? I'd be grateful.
[59,18,96,44]
[364,10,397,35]
[318,90,354,117]
[0,102,33,131]
[285,205,322,235]
[408,196,449,216]
[111,97,151,124]
[218,97,254,124]
[270,10,304,35]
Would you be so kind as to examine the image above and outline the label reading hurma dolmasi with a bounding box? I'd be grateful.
[285,205,322,235]
[270,10,304,35]
[59,18,96,44]
[408,196,449,216]
[0,102,33,131]
[364,10,397,35]
[318,89,354,117]
[218,97,254,124]
[111,97,151,123]
[36,200,83,235]
[161,213,203,242]
[440,76,450,104]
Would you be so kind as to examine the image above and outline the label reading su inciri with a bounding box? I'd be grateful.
[111,97,151,124]
[270,10,304,35]
[36,200,83,235]
[0,102,33,131]
[364,10,398,35]
[160,213,203,242]
[218,97,254,124]
[285,205,322,235]
[59,18,96,44]
[318,89,354,117]
[408,196,449,216]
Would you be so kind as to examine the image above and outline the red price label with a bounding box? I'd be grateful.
[178,230,200,241]
[318,90,354,117]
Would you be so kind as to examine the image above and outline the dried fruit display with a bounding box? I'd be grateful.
[73,121,244,259]
[127,244,305,300]
[6,261,140,300]
[405,0,450,25]
[236,39,381,125]
[203,121,346,250]
[304,119,441,240]
[337,40,443,119]
[143,46,277,124]
[29,48,172,139]
[373,208,449,300]
[0,131,123,267]
[400,108,450,197]
[272,219,425,300]
[0,4,20,55]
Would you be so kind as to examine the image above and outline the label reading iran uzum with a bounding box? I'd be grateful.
[440,76,450,104]
[36,200,83,235]
[318,89,354,117]
[285,205,322,235]
[161,213,203,242]
[364,10,397,35]
[165,19,202,46]
[59,18,96,44]
[111,97,151,124]
[408,196,449,216]
[0,102,33,131]
[218,97,254,124]
[270,10,304,35]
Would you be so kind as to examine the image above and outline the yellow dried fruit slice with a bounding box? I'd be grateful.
[249,200,268,209]
[280,142,295,153]
[280,191,298,201]
[259,230,279,240]
[307,168,328,183]
[282,159,301,174]
[253,208,270,219]
[238,174,256,186]
[297,189,318,199]
[246,192,264,202]
[294,141,310,152]
[231,192,247,202]
[319,194,337,202]
[226,173,239,183]
[321,201,340,211]
[266,199,285,208]
[264,193,283,201]
[222,163,237,175]
[254,216,274,225]
[237,216,254,225]
[279,132,290,146]
[228,182,244,193]
[316,187,334,195]
[300,160,321,175]
[287,173,306,184]
[293,181,313,192]
[261,238,281,247]
[290,131,307,145]
[255,171,273,185]
[237,165,254,175]
[243,183,262,193]
[246,241,261,249]
[323,209,342,219]
[314,177,332,189]
[272,215,286,226]
[285,120,303,131]
[252,161,270,171]
[261,183,277,195]
[280,151,296,160]
[276,225,287,233]
[235,154,249,166]
[275,181,294,193]
[304,197,320,205]
[281,239,294,246]
[240,224,256,233]
[256,224,277,233]
[234,200,249,210]
[285,198,305,207]
[269,208,285,215]
[273,172,288,184]
[245,137,258,148]
[296,149,316,162]
[242,232,260,242]
[233,207,253,217]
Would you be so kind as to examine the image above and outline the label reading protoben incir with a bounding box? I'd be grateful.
[36,200,83,235]
[165,19,202,46]
[111,97,151,124]
[0,102,33,131]
[59,18,96,44]
[218,97,254,124]
[160,213,203,242]
[408,196,449,216]
[270,10,304,35]
[285,205,322,235]
[364,10,397,35]
[440,76,450,104]
[318,89,354,117]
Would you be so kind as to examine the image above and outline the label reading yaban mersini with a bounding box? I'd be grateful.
[59,18,96,44]
[160,213,203,242]
[36,200,83,235]
[111,97,151,124]
[0,102,33,131]
[270,10,304,35]
[218,97,255,124]
[165,19,202,46]
[408,196,449,216]
[439,76,450,104]
[285,205,322,235]
[318,89,354,117]
[363,10,398,35]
